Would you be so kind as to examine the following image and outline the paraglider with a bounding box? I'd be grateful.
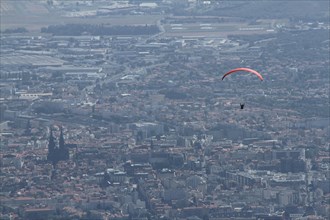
[222,67,264,81]
[222,68,264,109]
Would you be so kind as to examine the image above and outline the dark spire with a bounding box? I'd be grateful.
[47,125,69,166]
[47,127,57,164]
[59,126,69,160]
[59,126,65,150]
[24,120,31,136]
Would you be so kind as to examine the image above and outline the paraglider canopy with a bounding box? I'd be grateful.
[222,67,264,81]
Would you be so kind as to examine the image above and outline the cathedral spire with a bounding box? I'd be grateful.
[47,127,57,164]
[59,126,65,150]
[59,126,69,160]
[47,125,69,165]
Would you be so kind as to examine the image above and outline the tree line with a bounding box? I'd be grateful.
[41,24,160,36]
[2,27,28,34]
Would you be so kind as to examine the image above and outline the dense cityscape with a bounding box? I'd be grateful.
[0,0,329,220]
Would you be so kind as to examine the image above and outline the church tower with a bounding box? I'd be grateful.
[47,127,57,165]
[59,126,69,160]
[47,125,70,166]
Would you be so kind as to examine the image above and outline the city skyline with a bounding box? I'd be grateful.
[0,1,329,220]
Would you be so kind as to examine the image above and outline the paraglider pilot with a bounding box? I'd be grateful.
[222,68,264,111]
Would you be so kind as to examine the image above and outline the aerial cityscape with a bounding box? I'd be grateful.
[0,0,329,220]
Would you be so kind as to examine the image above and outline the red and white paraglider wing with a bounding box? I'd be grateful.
[222,67,264,81]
